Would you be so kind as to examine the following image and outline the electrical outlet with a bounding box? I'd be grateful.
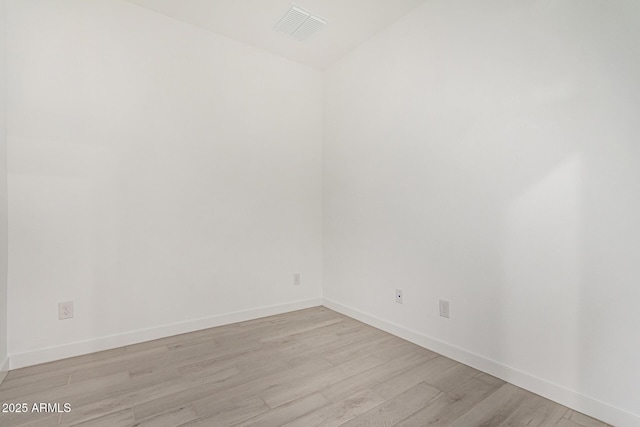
[395,289,403,304]
[293,273,301,286]
[439,300,450,318]
[58,301,74,320]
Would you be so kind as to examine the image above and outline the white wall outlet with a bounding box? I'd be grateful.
[439,300,450,318]
[395,289,403,304]
[58,301,74,320]
[293,273,301,286]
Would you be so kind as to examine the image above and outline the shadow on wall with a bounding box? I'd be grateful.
[501,153,583,393]
[500,140,640,417]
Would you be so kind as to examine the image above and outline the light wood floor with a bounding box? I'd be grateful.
[0,307,610,427]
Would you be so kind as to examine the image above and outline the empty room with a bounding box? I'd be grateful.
[0,0,639,426]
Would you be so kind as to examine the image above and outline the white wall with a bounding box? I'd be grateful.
[324,0,640,425]
[0,0,9,381]
[6,0,323,366]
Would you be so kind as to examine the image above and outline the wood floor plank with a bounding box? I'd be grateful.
[556,419,585,427]
[131,357,293,421]
[425,362,481,393]
[132,405,198,427]
[0,372,70,401]
[321,335,395,366]
[395,377,503,426]
[565,410,611,427]
[0,372,131,426]
[260,355,384,409]
[135,356,332,423]
[58,371,181,426]
[13,415,60,427]
[62,353,242,425]
[256,318,345,343]
[369,338,439,364]
[234,392,330,427]
[186,357,334,415]
[339,382,441,427]
[496,393,567,426]
[66,408,134,427]
[446,383,528,426]
[187,396,269,426]
[320,350,431,403]
[447,383,568,427]
[285,324,386,366]
[6,347,127,380]
[282,389,386,427]
[370,355,457,400]
[475,372,507,388]
[68,347,169,384]
[0,371,70,392]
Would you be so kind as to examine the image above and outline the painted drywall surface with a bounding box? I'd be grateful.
[6,0,323,357]
[324,0,640,420]
[0,0,9,374]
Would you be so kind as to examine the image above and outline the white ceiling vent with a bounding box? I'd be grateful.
[275,5,327,41]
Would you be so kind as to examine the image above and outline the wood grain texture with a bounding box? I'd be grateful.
[0,307,611,426]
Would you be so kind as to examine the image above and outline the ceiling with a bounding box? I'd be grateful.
[124,0,428,69]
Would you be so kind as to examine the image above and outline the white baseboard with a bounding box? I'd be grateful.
[0,355,9,385]
[323,298,639,427]
[10,298,322,370]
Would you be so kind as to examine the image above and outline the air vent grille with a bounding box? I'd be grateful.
[275,6,327,41]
